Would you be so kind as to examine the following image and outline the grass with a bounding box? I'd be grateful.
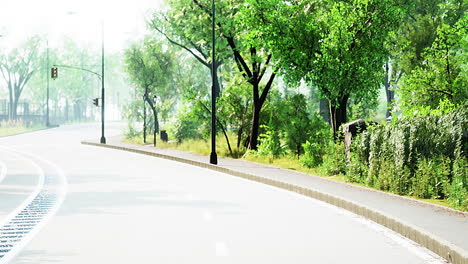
[0,122,47,137]
[123,133,460,211]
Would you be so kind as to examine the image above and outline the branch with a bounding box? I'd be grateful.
[258,54,272,81]
[259,70,277,104]
[192,0,211,16]
[151,20,210,68]
[225,36,253,79]
[427,89,453,99]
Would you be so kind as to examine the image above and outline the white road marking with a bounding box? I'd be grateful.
[215,242,229,256]
[0,160,6,184]
[0,146,67,264]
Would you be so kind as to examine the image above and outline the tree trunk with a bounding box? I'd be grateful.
[12,97,18,120]
[329,95,349,139]
[152,108,158,147]
[8,83,13,120]
[237,126,243,149]
[143,102,147,143]
[319,98,331,125]
[384,62,395,118]
[249,102,262,150]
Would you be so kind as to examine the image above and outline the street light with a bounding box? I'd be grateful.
[210,0,218,165]
[153,95,158,147]
[100,21,106,144]
[66,12,106,144]
[46,40,50,127]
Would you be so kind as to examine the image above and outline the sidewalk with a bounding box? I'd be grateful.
[83,136,468,264]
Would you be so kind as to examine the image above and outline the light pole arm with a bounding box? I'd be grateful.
[53,64,102,80]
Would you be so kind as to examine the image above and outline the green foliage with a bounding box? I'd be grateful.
[319,141,347,176]
[256,124,285,158]
[257,92,329,158]
[217,74,252,148]
[124,122,141,139]
[300,116,332,168]
[413,156,451,199]
[283,94,314,157]
[172,107,204,143]
[398,15,468,115]
[347,107,467,209]
[243,0,408,135]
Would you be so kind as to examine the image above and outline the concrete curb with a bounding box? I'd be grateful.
[82,141,468,264]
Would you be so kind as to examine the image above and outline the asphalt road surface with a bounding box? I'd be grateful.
[0,123,447,263]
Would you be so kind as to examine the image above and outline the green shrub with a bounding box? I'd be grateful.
[412,157,450,199]
[448,157,468,210]
[346,107,467,208]
[345,152,368,183]
[300,116,332,168]
[124,123,140,139]
[319,141,347,176]
[173,110,204,143]
[257,124,285,158]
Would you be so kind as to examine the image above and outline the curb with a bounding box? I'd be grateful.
[82,141,468,264]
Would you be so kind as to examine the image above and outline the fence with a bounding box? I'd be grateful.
[0,99,95,125]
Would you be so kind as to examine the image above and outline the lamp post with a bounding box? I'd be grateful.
[210,0,218,165]
[153,95,158,147]
[100,22,106,144]
[66,12,106,144]
[46,40,50,127]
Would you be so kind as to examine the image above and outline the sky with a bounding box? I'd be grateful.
[0,0,165,52]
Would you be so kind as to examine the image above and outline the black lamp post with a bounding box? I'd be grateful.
[153,95,158,147]
[46,40,50,127]
[209,0,218,165]
[100,22,106,144]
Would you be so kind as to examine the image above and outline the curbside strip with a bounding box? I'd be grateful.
[82,141,468,264]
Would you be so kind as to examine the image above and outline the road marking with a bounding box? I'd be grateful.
[0,147,67,264]
[0,160,6,185]
[215,242,229,256]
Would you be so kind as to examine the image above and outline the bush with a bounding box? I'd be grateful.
[173,110,204,143]
[300,116,332,168]
[448,157,468,210]
[347,107,467,207]
[124,123,140,139]
[412,156,450,199]
[319,141,347,176]
[257,124,285,158]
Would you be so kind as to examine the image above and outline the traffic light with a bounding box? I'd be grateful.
[93,98,99,107]
[51,67,58,79]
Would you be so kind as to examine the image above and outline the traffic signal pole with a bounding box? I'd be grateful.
[100,22,106,144]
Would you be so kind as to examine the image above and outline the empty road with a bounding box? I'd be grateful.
[0,123,446,263]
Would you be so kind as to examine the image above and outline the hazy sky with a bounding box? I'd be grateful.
[0,0,164,52]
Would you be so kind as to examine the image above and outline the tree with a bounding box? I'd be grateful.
[152,0,277,150]
[149,0,227,96]
[243,0,407,137]
[395,1,467,115]
[218,74,252,149]
[0,36,42,120]
[398,15,467,115]
[124,37,176,146]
